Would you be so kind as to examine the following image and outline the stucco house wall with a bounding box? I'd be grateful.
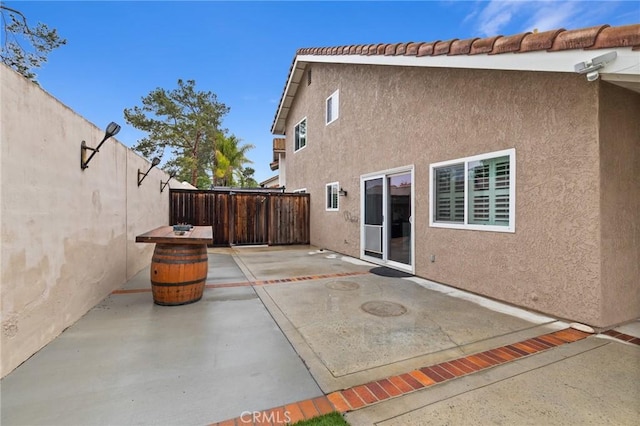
[283,62,638,328]
[598,82,640,326]
[0,65,182,377]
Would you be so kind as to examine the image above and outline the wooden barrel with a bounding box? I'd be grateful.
[151,244,208,306]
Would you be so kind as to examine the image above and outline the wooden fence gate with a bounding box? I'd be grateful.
[169,189,310,246]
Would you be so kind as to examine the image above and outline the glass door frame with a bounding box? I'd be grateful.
[360,165,415,273]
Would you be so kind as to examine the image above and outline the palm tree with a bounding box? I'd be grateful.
[212,134,254,187]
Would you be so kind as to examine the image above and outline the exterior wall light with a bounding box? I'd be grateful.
[339,188,348,197]
[138,157,161,186]
[80,122,121,170]
[160,171,177,193]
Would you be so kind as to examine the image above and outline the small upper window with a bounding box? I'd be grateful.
[326,90,339,125]
[326,182,339,211]
[294,118,307,151]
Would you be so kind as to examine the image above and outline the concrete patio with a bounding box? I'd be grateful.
[1,245,638,425]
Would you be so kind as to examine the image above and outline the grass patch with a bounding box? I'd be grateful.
[291,412,350,425]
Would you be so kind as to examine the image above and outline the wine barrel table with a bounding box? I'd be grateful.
[135,226,213,306]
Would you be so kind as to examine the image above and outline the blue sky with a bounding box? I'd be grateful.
[6,1,639,183]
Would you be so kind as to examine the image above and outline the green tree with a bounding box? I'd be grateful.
[1,5,66,82]
[124,79,229,188]
[213,133,255,187]
[235,167,259,188]
[164,156,212,189]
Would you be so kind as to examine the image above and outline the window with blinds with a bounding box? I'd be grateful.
[294,118,307,151]
[326,182,339,211]
[430,149,515,232]
[468,156,510,226]
[434,163,464,222]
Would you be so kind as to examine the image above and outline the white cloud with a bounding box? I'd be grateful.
[469,0,589,36]
[461,0,483,24]
[523,1,582,32]
[474,0,528,35]
[479,9,515,35]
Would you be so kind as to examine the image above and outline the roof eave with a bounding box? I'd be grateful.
[271,47,638,135]
[271,59,308,135]
[295,47,638,75]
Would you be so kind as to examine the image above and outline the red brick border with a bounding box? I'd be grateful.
[251,271,368,286]
[325,328,590,413]
[111,272,369,295]
[210,328,591,424]
[602,330,640,345]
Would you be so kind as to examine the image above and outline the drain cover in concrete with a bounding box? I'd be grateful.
[361,301,407,317]
[326,281,360,291]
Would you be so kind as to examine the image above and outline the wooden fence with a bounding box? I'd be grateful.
[169,189,310,246]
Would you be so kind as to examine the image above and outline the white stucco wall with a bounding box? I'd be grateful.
[0,64,187,377]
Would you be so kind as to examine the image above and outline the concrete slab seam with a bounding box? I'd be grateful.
[230,248,259,283]
[325,328,591,414]
[361,337,617,425]
[208,328,591,424]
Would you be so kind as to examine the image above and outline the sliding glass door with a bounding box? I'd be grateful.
[363,176,384,259]
[361,168,414,271]
[388,173,412,265]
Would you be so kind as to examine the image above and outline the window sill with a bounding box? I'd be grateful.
[430,222,515,233]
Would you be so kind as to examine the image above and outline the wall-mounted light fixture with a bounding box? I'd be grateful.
[160,171,177,193]
[574,51,617,82]
[339,188,348,197]
[80,122,121,170]
[138,157,160,186]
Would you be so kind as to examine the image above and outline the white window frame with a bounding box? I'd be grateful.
[326,90,339,125]
[429,148,515,233]
[326,182,339,211]
[294,117,307,152]
[293,188,307,194]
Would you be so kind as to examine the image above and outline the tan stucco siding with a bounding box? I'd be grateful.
[598,82,640,326]
[1,65,174,377]
[285,63,608,326]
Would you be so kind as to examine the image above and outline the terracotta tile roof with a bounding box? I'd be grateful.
[296,24,640,57]
[272,23,640,134]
